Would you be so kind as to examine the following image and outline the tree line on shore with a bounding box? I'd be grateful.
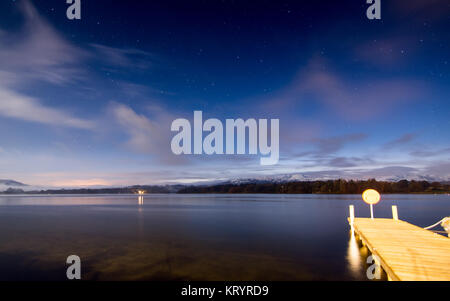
[1,179,449,194]
[177,179,450,194]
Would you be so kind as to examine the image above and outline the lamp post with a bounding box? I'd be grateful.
[362,189,380,219]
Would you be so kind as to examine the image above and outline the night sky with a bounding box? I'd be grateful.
[0,0,449,187]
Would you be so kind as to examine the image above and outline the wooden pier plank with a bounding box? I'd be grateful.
[350,218,450,281]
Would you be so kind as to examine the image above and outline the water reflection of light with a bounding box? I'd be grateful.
[347,232,362,277]
[137,196,144,237]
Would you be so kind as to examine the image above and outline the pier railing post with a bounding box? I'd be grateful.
[349,205,355,233]
[392,205,398,220]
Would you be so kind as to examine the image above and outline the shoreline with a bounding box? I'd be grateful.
[1,192,449,196]
[2,179,449,195]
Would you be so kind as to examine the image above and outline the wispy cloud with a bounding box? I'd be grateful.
[261,57,425,121]
[354,37,416,67]
[313,133,367,156]
[0,0,89,85]
[111,103,158,153]
[383,133,417,149]
[0,0,94,129]
[91,44,154,70]
[327,156,374,168]
[424,161,450,179]
[409,147,450,158]
[299,62,424,120]
[0,1,159,131]
[0,88,94,129]
[109,102,188,164]
[290,133,368,159]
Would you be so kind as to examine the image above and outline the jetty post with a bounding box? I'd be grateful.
[391,205,398,220]
[349,205,355,234]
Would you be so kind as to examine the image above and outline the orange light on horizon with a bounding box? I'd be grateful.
[50,179,111,187]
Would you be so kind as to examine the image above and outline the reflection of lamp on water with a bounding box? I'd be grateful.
[362,189,380,219]
[137,190,145,205]
[347,233,362,276]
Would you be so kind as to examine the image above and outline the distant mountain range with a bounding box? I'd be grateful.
[0,173,449,194]
[0,179,27,187]
[221,173,449,185]
[0,179,29,194]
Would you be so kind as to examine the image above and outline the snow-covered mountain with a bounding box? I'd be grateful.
[0,179,28,193]
[221,173,449,185]
[0,179,27,187]
[0,179,46,192]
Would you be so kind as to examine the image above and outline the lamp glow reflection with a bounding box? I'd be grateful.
[347,233,362,276]
[138,190,145,205]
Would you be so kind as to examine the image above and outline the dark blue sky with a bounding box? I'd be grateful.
[0,0,449,187]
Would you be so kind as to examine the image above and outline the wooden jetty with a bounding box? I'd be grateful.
[348,205,450,281]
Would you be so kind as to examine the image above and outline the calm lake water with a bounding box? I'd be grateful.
[0,194,448,281]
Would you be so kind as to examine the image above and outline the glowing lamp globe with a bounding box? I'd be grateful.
[362,189,380,205]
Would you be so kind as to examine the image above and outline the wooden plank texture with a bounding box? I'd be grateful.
[350,218,450,281]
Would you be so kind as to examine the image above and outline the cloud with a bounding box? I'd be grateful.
[302,64,423,120]
[260,58,425,121]
[0,0,94,129]
[350,166,419,179]
[0,87,94,129]
[0,1,161,131]
[354,37,416,67]
[285,133,369,166]
[383,133,417,149]
[352,1,450,70]
[0,0,89,85]
[409,147,450,158]
[327,156,374,168]
[0,1,156,85]
[424,162,450,179]
[313,133,367,156]
[91,44,154,70]
[110,102,187,164]
[111,103,158,152]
